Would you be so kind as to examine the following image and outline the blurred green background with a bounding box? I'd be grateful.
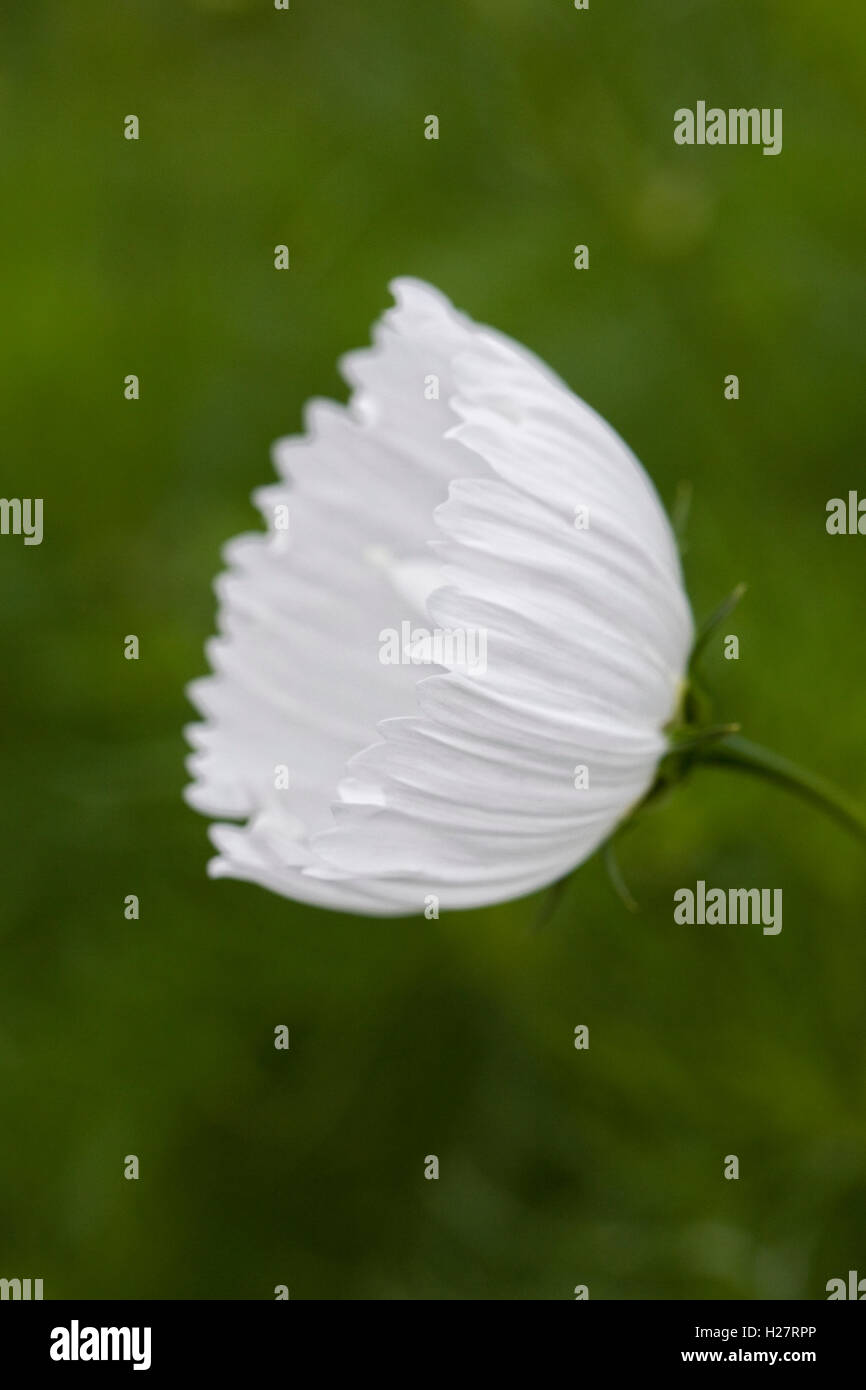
[1,0,865,1300]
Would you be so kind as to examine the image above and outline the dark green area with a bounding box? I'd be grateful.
[1,0,864,1299]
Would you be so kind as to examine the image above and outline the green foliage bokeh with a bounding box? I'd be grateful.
[0,0,864,1298]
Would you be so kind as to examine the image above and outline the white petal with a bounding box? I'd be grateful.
[186,279,693,914]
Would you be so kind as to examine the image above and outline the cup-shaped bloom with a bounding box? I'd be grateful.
[185,279,694,914]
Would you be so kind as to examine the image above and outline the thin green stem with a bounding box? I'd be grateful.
[669,722,741,755]
[689,582,747,670]
[603,836,639,912]
[671,480,693,553]
[533,871,573,930]
[698,733,866,846]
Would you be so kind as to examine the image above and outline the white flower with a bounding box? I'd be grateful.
[185,279,694,915]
